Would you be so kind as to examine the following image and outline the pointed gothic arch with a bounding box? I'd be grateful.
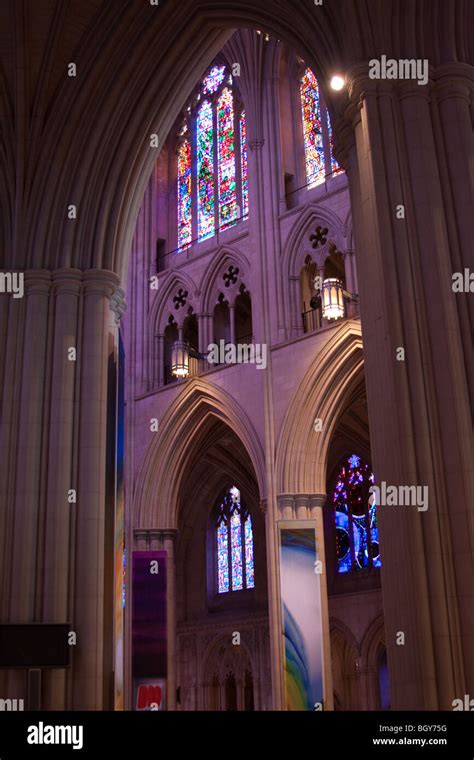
[134,378,266,529]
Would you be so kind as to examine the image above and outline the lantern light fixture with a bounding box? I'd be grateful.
[170,340,190,378]
[320,278,358,321]
[321,278,345,320]
[170,340,209,379]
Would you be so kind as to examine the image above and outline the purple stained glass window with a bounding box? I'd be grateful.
[239,111,249,219]
[215,486,255,594]
[202,65,226,95]
[177,63,249,247]
[300,68,325,188]
[197,99,215,241]
[177,139,192,249]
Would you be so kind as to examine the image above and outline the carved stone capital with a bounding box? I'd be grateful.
[82,269,120,298]
[110,287,127,324]
[52,268,83,296]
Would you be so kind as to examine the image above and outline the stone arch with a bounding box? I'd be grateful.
[283,203,346,278]
[134,378,266,529]
[275,320,364,495]
[342,207,353,250]
[149,269,199,334]
[282,204,346,335]
[360,614,387,710]
[330,619,360,711]
[199,245,251,312]
[201,632,255,710]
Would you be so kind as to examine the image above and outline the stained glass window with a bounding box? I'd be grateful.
[244,515,254,588]
[325,109,343,176]
[300,67,344,188]
[216,486,255,594]
[217,88,238,229]
[300,68,325,188]
[217,520,230,593]
[240,111,249,219]
[177,139,192,250]
[333,454,381,574]
[197,100,215,241]
[177,64,249,250]
[202,65,226,95]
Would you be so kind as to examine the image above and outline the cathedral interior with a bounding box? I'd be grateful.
[0,0,472,715]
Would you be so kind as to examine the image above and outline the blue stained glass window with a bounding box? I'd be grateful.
[231,512,243,590]
[325,108,344,177]
[333,454,381,573]
[244,515,254,588]
[215,486,255,594]
[217,520,230,593]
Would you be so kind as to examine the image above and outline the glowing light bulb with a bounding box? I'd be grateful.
[330,75,345,91]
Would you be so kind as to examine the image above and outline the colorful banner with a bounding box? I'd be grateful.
[133,679,166,711]
[114,334,125,710]
[132,551,167,710]
[279,522,324,710]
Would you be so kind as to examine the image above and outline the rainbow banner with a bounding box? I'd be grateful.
[279,522,324,710]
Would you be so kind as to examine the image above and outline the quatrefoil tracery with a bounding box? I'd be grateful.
[223,265,240,287]
[173,288,188,309]
[309,225,329,248]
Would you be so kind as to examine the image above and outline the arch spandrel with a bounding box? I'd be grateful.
[275,320,364,495]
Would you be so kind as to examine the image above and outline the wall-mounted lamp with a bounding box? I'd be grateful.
[321,278,358,320]
[170,341,208,378]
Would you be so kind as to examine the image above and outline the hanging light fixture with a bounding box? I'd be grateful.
[321,278,345,320]
[171,340,190,378]
[170,340,210,378]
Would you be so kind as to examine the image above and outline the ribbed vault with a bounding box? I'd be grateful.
[1,0,470,275]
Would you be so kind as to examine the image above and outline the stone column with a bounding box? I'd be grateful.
[156,334,164,388]
[342,250,358,317]
[432,64,474,407]
[134,529,149,551]
[197,314,206,354]
[9,272,51,623]
[229,303,236,345]
[72,269,119,709]
[42,269,82,710]
[162,528,178,708]
[289,276,303,337]
[294,494,310,519]
[6,272,51,699]
[336,64,474,709]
